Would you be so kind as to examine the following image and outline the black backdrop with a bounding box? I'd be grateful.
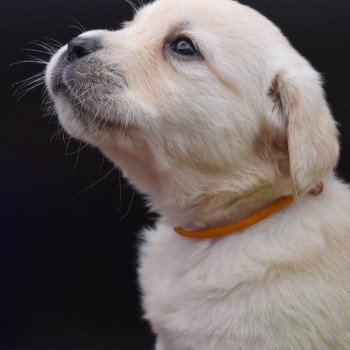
[1,1,349,349]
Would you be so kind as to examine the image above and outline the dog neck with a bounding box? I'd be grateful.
[159,178,295,231]
[174,195,294,238]
[101,142,297,231]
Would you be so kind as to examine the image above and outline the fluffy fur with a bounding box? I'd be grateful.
[45,0,350,348]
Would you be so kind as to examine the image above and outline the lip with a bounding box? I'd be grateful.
[51,72,66,94]
[49,50,69,94]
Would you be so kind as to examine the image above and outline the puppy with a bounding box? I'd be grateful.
[45,0,350,349]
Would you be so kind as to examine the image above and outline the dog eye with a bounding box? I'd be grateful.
[171,38,198,56]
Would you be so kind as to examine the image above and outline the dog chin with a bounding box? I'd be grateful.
[52,94,122,145]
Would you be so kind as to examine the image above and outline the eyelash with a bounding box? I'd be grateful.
[165,35,202,61]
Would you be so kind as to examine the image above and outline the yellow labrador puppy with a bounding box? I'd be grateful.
[46,0,350,349]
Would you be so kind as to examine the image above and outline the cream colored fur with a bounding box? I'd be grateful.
[46,0,350,349]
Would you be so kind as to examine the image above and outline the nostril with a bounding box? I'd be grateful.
[69,39,87,58]
[67,36,101,63]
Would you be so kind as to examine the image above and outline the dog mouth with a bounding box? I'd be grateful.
[50,52,68,94]
[49,49,127,132]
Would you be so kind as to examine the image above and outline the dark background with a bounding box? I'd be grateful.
[1,0,349,349]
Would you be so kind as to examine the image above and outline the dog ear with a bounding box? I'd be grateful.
[268,70,339,196]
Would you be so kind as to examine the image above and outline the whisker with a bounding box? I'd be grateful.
[43,37,63,47]
[69,25,85,34]
[98,155,105,174]
[71,17,87,33]
[117,169,123,214]
[72,141,82,174]
[14,81,44,100]
[41,93,56,119]
[13,76,45,100]
[96,92,116,131]
[29,41,59,55]
[137,0,145,8]
[65,132,73,153]
[124,0,139,12]
[66,142,89,156]
[70,83,106,105]
[10,59,48,67]
[85,94,110,131]
[120,187,135,220]
[12,72,44,86]
[34,39,61,49]
[50,125,65,144]
[21,48,53,56]
[77,166,115,194]
[62,128,72,147]
[41,90,51,108]
[13,74,44,93]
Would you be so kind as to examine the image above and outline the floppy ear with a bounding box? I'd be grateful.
[269,69,339,196]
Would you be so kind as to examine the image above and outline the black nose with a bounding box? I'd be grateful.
[67,36,101,62]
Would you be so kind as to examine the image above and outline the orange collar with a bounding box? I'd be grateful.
[174,195,294,239]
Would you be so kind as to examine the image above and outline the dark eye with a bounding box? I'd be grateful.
[171,38,198,56]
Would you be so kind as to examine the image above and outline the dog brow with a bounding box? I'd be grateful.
[168,19,191,36]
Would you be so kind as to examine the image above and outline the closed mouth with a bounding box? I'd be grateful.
[48,49,130,134]
[50,51,69,94]
[51,73,66,94]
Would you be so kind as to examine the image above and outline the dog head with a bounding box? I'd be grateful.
[46,0,339,225]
